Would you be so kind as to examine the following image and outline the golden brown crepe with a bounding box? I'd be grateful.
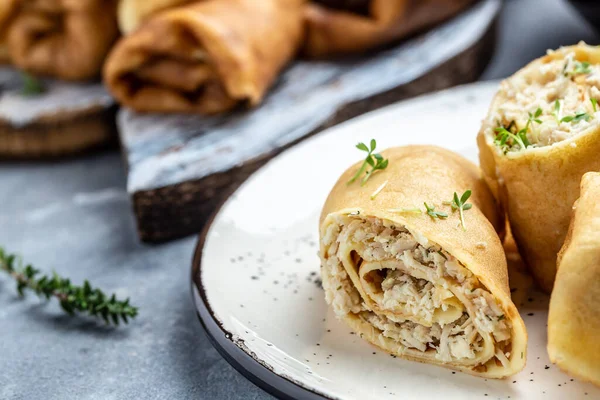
[304,0,474,58]
[104,0,304,114]
[548,172,600,387]
[0,0,15,63]
[117,0,193,34]
[478,42,600,293]
[4,0,119,81]
[319,145,527,378]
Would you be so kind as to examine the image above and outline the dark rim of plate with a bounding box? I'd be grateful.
[190,193,336,400]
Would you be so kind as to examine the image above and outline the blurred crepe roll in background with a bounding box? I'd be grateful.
[3,0,119,81]
[548,172,600,387]
[478,42,600,293]
[117,0,193,34]
[0,0,14,63]
[104,0,304,114]
[304,0,475,58]
[319,146,527,378]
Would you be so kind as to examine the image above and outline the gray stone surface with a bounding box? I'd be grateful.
[0,1,598,399]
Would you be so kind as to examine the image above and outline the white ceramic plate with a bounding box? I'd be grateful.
[192,81,600,400]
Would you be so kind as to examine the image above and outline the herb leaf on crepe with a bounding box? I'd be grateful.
[560,112,591,123]
[450,190,473,230]
[347,139,389,186]
[572,60,592,75]
[424,203,448,220]
[0,247,138,326]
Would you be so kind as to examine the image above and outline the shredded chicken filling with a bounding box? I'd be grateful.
[321,215,512,367]
[484,49,600,151]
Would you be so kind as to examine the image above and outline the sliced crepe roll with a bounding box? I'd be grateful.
[304,0,474,58]
[319,145,527,378]
[548,172,600,387]
[4,0,119,81]
[104,0,304,115]
[478,42,600,293]
[117,0,193,34]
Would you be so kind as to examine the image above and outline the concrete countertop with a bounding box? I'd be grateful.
[0,1,597,399]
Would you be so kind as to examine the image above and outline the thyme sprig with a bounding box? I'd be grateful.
[21,73,46,96]
[424,203,447,220]
[449,190,473,230]
[0,248,138,326]
[347,139,389,186]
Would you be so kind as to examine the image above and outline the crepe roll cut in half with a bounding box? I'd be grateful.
[104,0,304,115]
[548,172,600,387]
[304,0,475,58]
[319,145,527,378]
[4,0,120,81]
[478,42,600,293]
[117,0,193,34]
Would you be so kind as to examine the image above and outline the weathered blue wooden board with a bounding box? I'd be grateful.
[0,66,116,158]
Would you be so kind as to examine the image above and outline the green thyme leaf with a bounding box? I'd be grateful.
[0,247,138,326]
[21,73,46,96]
[592,98,598,113]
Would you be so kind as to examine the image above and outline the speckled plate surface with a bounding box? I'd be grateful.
[191,81,600,400]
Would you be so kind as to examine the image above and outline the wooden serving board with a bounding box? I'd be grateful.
[119,0,501,242]
[0,68,117,159]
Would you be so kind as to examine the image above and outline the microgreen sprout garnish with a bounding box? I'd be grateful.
[370,180,388,200]
[424,203,447,220]
[592,98,598,113]
[387,207,422,215]
[553,99,561,122]
[436,251,447,260]
[494,127,528,152]
[527,107,543,127]
[572,60,592,75]
[449,190,473,230]
[21,73,46,96]
[347,139,389,186]
[494,108,541,152]
[560,112,591,123]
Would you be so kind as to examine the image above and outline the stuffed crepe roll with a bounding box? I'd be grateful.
[4,0,119,81]
[548,172,600,387]
[117,0,193,34]
[104,0,304,115]
[304,0,474,58]
[319,145,527,378]
[478,42,600,293]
